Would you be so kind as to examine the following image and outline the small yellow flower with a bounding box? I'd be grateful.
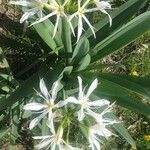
[130,69,139,76]
[129,146,136,150]
[144,135,150,141]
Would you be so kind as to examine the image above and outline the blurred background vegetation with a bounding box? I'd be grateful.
[0,0,150,149]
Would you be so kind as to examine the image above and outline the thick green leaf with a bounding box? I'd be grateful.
[61,17,73,64]
[91,11,150,61]
[84,0,148,45]
[110,113,136,149]
[85,63,125,71]
[71,37,89,64]
[33,19,62,52]
[96,73,150,99]
[76,54,91,71]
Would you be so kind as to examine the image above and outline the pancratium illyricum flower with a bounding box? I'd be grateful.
[30,0,70,38]
[87,108,117,150]
[68,0,112,42]
[66,76,110,121]
[69,0,96,42]
[23,79,68,133]
[9,0,48,23]
[34,126,81,150]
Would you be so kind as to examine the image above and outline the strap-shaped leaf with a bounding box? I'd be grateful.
[71,37,89,64]
[84,0,148,45]
[109,113,136,149]
[33,19,62,52]
[91,11,150,62]
[96,73,150,98]
[76,54,91,71]
[61,17,73,64]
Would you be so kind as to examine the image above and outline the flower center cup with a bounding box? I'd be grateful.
[78,8,84,14]
[47,102,55,109]
[57,6,64,14]
[80,98,88,108]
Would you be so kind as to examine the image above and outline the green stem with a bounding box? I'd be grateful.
[66,121,70,144]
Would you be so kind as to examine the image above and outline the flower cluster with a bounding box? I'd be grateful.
[23,76,118,150]
[9,0,112,41]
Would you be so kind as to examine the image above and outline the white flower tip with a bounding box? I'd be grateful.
[102,99,110,105]
[23,105,28,110]
[109,16,112,27]
[77,76,82,80]
[94,78,98,85]
[29,123,34,130]
[97,1,111,9]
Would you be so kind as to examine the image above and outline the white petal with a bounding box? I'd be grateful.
[64,144,81,150]
[47,110,55,134]
[82,0,90,8]
[39,78,50,100]
[51,143,56,150]
[97,125,112,137]
[86,78,98,98]
[29,11,56,26]
[101,102,115,116]
[37,10,43,19]
[9,1,33,6]
[96,1,111,10]
[35,138,52,149]
[23,103,46,111]
[68,19,75,37]
[53,15,60,38]
[29,111,47,129]
[93,138,101,150]
[82,14,96,38]
[51,0,59,6]
[51,81,59,103]
[20,11,35,23]
[65,97,79,104]
[77,15,83,42]
[78,108,85,121]
[78,0,81,8]
[56,100,68,108]
[86,109,102,122]
[77,76,83,99]
[88,99,110,107]
[33,135,51,140]
[101,9,112,27]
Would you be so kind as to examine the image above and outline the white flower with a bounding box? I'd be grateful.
[23,79,68,133]
[30,0,70,38]
[69,0,96,42]
[88,109,116,150]
[9,0,48,23]
[92,0,112,26]
[88,126,102,150]
[88,122,114,150]
[34,127,81,150]
[66,76,110,121]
